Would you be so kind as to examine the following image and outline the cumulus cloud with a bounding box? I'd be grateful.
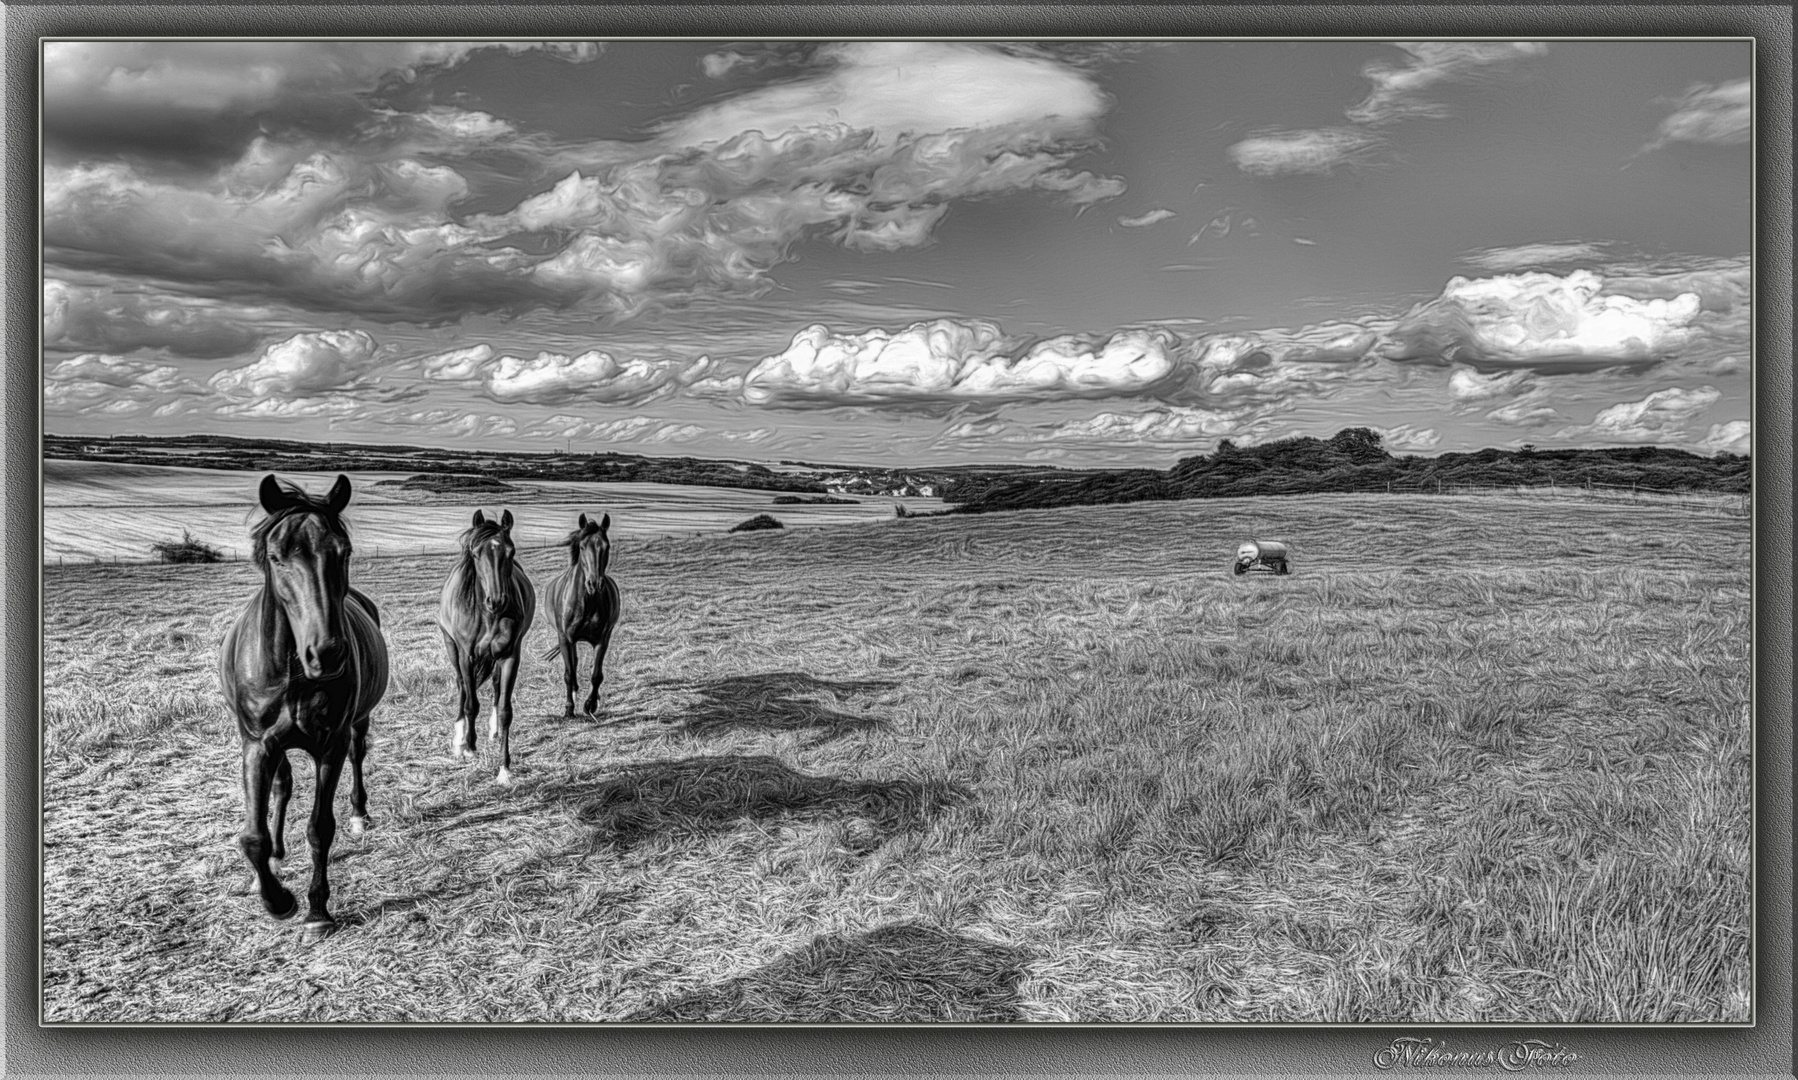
[208,329,381,397]
[406,341,715,406]
[1558,385,1722,444]
[1227,128,1382,177]
[45,42,1125,325]
[1380,269,1705,373]
[1376,425,1442,451]
[1447,366,1534,405]
[1347,41,1548,127]
[1118,208,1177,228]
[739,320,1186,409]
[1642,79,1750,152]
[1696,419,1750,455]
[44,279,269,359]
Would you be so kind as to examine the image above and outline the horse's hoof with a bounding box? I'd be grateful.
[300,918,337,943]
[496,767,513,786]
[348,816,371,839]
[265,889,298,921]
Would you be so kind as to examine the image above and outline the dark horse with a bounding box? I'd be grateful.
[438,509,536,783]
[542,513,622,717]
[219,475,388,941]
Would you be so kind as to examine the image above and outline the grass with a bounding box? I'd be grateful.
[40,492,1751,1023]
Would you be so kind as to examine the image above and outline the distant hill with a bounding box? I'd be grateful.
[951,428,1749,514]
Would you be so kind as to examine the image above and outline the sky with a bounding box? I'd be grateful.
[42,39,1754,466]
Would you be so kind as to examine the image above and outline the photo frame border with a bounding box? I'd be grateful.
[7,5,1790,1075]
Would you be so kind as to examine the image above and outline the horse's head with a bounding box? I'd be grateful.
[465,509,518,614]
[254,474,355,680]
[569,512,611,595]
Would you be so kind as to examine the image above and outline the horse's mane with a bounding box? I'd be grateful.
[557,523,604,564]
[250,480,350,569]
[454,515,511,606]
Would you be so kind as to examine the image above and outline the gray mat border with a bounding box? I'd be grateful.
[6,5,1791,1077]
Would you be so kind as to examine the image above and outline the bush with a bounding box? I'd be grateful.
[730,514,785,533]
[151,531,224,564]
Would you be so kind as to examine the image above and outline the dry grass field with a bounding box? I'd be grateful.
[40,491,1752,1023]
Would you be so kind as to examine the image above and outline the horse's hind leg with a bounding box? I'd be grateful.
[347,718,372,838]
[269,752,293,869]
[237,741,296,921]
[301,745,346,942]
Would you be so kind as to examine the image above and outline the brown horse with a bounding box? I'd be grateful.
[438,509,536,783]
[542,513,622,717]
[218,474,388,941]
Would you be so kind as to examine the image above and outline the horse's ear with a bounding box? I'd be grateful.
[500,509,515,531]
[578,513,589,530]
[326,474,352,515]
[473,510,486,527]
[599,513,610,535]
[258,474,289,514]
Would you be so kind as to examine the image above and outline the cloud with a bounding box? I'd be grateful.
[1118,208,1177,228]
[44,279,269,359]
[660,41,1108,149]
[1347,42,1548,127]
[1447,366,1534,405]
[1642,79,1750,152]
[939,405,1282,452]
[1227,128,1382,177]
[44,41,598,119]
[1557,385,1722,444]
[1376,424,1442,451]
[45,43,1124,325]
[409,343,714,406]
[344,407,519,440]
[533,414,745,445]
[1484,391,1561,428]
[208,329,381,397]
[700,50,757,80]
[44,353,205,415]
[1187,208,1261,245]
[1696,419,1750,455]
[739,320,1186,409]
[1380,269,1705,373]
[1459,241,1612,273]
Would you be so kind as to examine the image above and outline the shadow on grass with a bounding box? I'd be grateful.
[627,922,1031,1022]
[645,671,896,741]
[571,754,960,849]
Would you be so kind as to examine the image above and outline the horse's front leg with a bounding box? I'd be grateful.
[238,740,296,920]
[269,752,293,870]
[561,635,579,717]
[443,632,477,761]
[301,742,348,942]
[583,621,614,717]
[493,653,521,785]
[347,717,372,838]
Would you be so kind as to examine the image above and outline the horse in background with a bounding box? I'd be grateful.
[438,509,536,783]
[542,513,622,717]
[219,474,389,942]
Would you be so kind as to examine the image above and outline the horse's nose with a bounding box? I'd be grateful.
[482,596,503,614]
[304,640,347,676]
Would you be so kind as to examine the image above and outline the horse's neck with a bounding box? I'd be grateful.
[252,582,297,681]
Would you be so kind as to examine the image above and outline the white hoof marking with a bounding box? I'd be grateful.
[496,767,513,786]
[348,816,368,839]
[489,706,500,738]
[269,857,284,875]
[451,719,466,759]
